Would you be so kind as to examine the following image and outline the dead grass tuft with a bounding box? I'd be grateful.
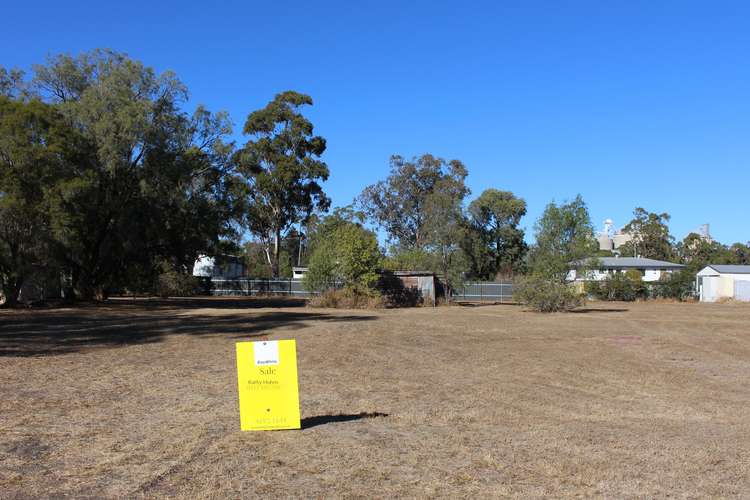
[307,288,385,309]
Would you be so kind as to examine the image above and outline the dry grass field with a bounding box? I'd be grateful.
[2,298,750,498]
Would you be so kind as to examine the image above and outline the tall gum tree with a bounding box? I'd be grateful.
[358,154,468,250]
[237,91,330,277]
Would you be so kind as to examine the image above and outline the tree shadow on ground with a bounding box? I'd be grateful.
[301,412,389,430]
[0,298,375,357]
[570,307,629,313]
[75,296,310,310]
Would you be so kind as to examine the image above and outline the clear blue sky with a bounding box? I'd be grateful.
[3,1,749,244]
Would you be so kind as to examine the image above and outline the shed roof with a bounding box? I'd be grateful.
[572,257,685,269]
[704,264,750,274]
[391,270,436,277]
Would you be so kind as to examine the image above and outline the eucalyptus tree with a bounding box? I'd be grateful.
[421,183,469,300]
[464,189,527,278]
[528,195,597,282]
[619,208,675,261]
[236,91,330,277]
[358,154,469,250]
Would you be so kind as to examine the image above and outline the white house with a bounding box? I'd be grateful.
[568,257,685,282]
[696,265,750,302]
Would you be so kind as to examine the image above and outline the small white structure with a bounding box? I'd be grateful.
[696,265,750,302]
[569,257,685,282]
[193,254,246,279]
[292,267,308,279]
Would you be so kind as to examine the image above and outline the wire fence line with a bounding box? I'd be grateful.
[205,278,332,297]
[205,277,514,302]
[452,282,514,302]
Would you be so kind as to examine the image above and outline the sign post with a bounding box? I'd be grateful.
[236,340,301,431]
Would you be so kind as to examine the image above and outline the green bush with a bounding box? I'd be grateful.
[514,274,584,312]
[586,272,645,301]
[651,270,696,301]
[303,221,382,294]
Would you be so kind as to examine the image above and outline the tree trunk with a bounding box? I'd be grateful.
[1,276,22,308]
[72,267,96,301]
[271,227,281,278]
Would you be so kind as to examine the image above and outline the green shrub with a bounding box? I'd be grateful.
[651,270,696,301]
[514,274,584,312]
[585,272,647,301]
[303,221,382,294]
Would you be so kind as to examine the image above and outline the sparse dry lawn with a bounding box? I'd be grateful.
[2,298,750,498]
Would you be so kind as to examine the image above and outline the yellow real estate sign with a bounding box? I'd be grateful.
[236,340,301,431]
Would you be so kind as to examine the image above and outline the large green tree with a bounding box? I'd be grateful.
[14,50,237,300]
[677,233,733,269]
[358,154,469,250]
[464,189,527,279]
[237,91,330,277]
[528,195,597,282]
[619,208,675,261]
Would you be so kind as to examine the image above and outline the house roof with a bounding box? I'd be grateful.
[704,264,750,274]
[572,257,685,269]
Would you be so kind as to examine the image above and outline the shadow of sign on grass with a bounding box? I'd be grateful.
[301,412,389,430]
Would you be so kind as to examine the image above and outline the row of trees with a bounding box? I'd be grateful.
[0,50,329,305]
[608,207,750,270]
[3,50,747,307]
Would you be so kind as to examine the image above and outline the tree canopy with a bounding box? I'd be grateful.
[1,50,238,302]
[358,154,468,250]
[619,208,674,261]
[528,195,597,282]
[463,189,527,279]
[303,209,382,294]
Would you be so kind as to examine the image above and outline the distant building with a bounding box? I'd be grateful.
[696,265,750,302]
[568,257,685,282]
[597,219,633,253]
[684,224,712,243]
[193,254,246,279]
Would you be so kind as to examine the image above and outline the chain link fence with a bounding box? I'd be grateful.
[204,278,514,302]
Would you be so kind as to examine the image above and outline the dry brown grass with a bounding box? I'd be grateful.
[2,297,750,498]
